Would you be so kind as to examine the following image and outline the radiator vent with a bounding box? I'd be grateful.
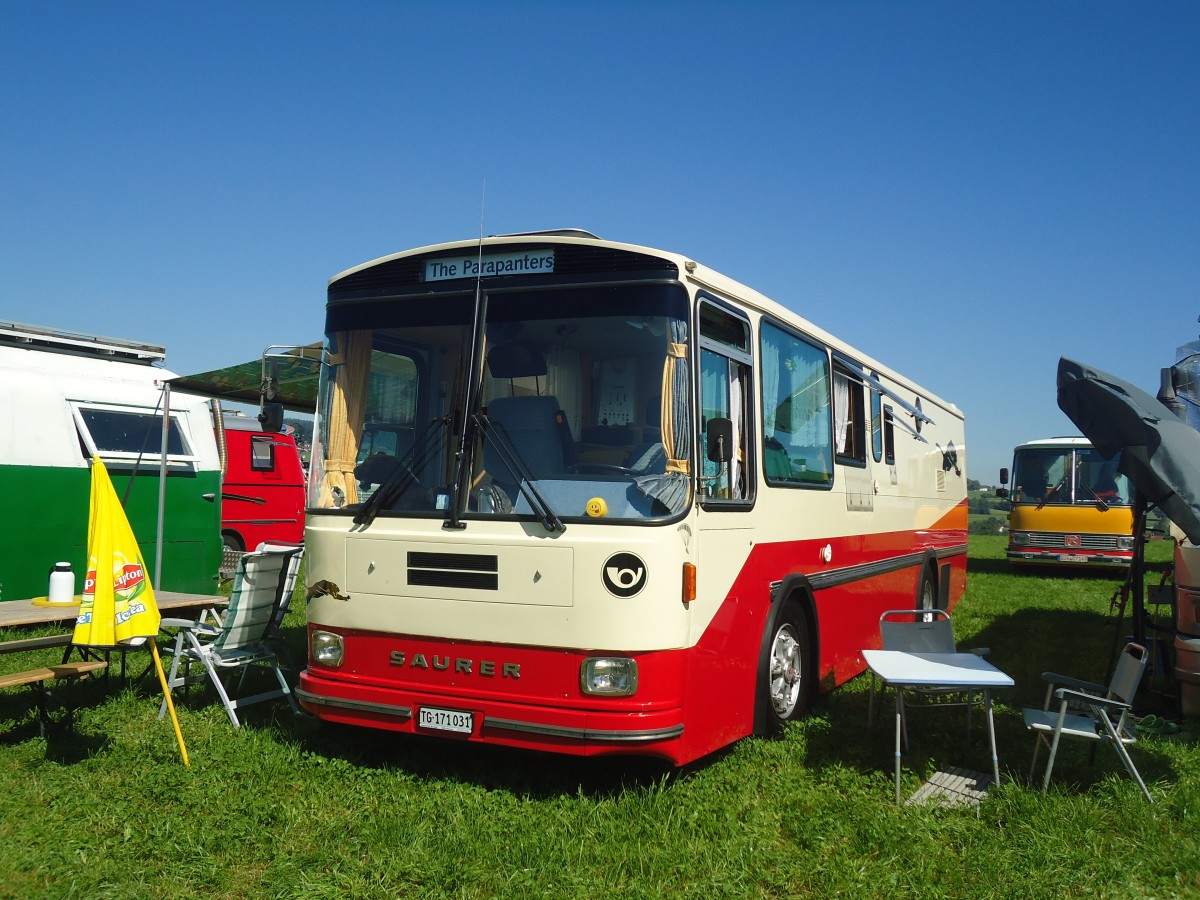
[407,551,498,591]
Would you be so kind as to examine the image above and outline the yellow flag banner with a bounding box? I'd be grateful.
[72,458,162,647]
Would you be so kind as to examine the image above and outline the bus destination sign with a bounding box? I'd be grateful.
[424,250,555,282]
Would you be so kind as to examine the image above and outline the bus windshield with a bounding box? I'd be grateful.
[309,284,693,524]
[1010,445,1131,507]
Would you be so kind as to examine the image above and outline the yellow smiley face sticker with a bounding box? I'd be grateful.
[585,497,608,518]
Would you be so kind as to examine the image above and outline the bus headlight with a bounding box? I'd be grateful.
[1011,532,1030,546]
[1118,536,1135,550]
[311,630,344,667]
[581,657,638,696]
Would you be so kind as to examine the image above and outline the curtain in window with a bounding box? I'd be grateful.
[319,330,373,506]
[544,343,583,436]
[635,318,691,513]
[833,370,850,455]
[729,364,743,499]
[762,335,780,436]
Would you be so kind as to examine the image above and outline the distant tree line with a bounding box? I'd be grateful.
[285,418,313,446]
[968,479,1008,535]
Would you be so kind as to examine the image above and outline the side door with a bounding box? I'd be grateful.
[694,297,755,641]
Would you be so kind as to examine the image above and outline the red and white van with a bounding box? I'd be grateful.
[219,414,306,553]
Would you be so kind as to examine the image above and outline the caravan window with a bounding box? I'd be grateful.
[73,403,196,465]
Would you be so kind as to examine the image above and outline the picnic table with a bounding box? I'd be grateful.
[0,590,227,667]
[0,591,226,631]
[0,592,228,730]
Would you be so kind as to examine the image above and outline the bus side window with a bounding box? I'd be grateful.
[883,405,896,465]
[871,390,883,463]
[759,319,832,487]
[833,366,866,466]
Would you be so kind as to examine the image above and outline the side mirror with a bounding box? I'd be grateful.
[258,401,284,433]
[999,467,1009,486]
[706,417,734,463]
[995,487,1009,499]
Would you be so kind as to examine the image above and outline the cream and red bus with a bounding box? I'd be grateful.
[296,230,968,766]
[998,437,1135,569]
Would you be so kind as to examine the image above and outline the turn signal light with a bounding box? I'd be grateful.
[683,562,696,604]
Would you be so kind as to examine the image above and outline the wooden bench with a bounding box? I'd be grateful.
[0,659,108,736]
[0,633,74,656]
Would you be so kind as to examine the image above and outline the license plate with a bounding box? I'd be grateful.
[417,706,474,734]
[1058,553,1088,562]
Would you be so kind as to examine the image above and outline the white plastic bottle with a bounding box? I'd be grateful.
[48,562,75,603]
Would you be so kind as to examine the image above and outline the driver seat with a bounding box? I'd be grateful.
[483,343,576,499]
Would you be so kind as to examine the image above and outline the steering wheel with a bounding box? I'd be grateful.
[566,462,634,476]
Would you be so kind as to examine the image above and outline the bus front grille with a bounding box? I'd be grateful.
[1026,532,1124,551]
[407,551,499,591]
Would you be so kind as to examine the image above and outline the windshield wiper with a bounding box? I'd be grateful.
[475,412,564,533]
[352,418,447,529]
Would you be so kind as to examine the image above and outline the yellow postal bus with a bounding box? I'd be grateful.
[998,437,1134,568]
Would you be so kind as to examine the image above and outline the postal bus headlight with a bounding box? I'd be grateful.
[581,657,638,696]
[311,630,344,667]
[1118,535,1135,550]
[1011,531,1030,546]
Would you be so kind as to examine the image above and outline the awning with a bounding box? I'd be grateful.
[167,343,323,413]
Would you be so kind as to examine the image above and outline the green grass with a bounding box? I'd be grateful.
[1,537,1197,899]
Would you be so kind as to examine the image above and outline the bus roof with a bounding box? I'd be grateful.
[1013,436,1093,451]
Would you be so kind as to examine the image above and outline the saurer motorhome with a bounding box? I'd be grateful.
[296,231,968,766]
[0,322,223,602]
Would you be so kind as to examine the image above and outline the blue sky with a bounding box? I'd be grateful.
[2,1,1196,482]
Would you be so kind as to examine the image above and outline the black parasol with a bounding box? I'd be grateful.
[1058,357,1200,544]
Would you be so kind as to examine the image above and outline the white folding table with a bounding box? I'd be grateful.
[863,649,1015,804]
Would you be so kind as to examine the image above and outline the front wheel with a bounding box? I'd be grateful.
[761,603,811,735]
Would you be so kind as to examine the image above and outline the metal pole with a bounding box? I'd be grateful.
[155,383,170,588]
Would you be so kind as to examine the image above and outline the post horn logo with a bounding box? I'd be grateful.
[602,552,647,598]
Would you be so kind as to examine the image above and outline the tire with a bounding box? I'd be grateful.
[760,602,811,736]
[916,565,938,614]
[222,533,244,553]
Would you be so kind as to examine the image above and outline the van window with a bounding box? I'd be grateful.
[250,434,276,472]
[75,405,192,461]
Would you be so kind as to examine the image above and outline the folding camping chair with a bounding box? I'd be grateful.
[1023,641,1152,802]
[257,540,304,670]
[157,543,302,728]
